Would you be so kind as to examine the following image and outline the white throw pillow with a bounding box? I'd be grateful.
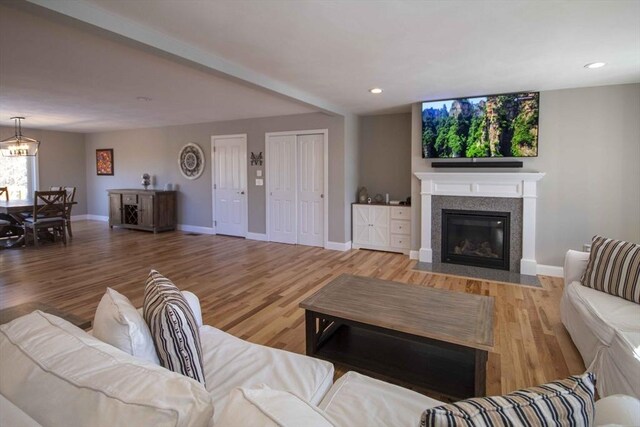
[216,384,335,427]
[93,287,160,364]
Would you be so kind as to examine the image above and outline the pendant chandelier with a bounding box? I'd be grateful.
[0,117,40,157]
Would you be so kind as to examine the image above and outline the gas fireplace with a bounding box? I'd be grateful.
[442,209,510,271]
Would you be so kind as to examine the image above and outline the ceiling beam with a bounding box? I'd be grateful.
[25,0,348,117]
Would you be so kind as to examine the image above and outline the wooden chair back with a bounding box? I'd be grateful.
[63,187,76,203]
[0,187,8,202]
[32,191,67,220]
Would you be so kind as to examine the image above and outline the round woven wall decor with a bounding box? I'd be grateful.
[178,143,205,180]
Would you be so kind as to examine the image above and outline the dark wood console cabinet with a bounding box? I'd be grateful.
[108,189,176,233]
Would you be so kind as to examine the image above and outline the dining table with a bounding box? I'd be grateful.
[0,199,76,248]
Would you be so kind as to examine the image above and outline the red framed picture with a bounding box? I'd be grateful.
[96,149,114,176]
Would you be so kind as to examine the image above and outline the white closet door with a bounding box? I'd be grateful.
[214,135,247,237]
[267,135,297,244]
[297,134,324,247]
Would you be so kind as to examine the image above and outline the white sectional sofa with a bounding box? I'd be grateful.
[1,290,639,426]
[562,250,640,398]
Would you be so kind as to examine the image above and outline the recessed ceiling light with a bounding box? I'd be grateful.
[136,96,152,101]
[369,88,383,94]
[584,62,606,69]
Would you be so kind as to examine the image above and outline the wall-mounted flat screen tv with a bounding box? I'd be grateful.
[422,92,539,158]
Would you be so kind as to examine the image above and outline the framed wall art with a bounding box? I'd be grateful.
[178,143,205,180]
[96,148,114,176]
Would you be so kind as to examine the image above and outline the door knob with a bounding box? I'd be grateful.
[240,191,245,195]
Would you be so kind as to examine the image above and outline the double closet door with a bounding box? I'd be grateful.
[267,133,325,248]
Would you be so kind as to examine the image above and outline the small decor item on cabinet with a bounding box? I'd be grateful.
[374,194,384,204]
[141,173,151,190]
[96,149,114,176]
[178,143,205,180]
[358,187,368,204]
[250,151,263,166]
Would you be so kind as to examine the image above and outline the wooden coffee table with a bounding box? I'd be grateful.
[300,274,494,400]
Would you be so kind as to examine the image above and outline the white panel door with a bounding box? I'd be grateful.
[370,206,389,246]
[297,134,324,247]
[267,135,297,244]
[214,135,247,237]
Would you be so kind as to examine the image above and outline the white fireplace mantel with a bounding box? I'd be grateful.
[414,172,545,276]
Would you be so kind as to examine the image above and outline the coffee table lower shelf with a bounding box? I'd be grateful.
[305,311,487,401]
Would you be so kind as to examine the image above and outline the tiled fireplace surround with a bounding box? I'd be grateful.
[414,172,545,276]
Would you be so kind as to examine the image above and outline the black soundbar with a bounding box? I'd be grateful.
[431,161,523,168]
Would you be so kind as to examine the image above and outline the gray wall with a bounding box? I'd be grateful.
[411,83,640,266]
[359,113,411,201]
[84,112,351,242]
[344,114,360,241]
[0,126,87,215]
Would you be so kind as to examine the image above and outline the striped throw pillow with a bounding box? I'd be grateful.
[421,373,595,427]
[581,236,640,303]
[143,270,206,385]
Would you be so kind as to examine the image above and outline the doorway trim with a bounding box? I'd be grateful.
[265,129,329,248]
[211,133,248,237]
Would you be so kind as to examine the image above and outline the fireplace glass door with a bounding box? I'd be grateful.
[442,209,510,270]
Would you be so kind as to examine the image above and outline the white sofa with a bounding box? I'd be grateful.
[1,291,639,426]
[562,249,640,398]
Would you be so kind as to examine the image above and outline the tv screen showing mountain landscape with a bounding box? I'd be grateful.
[421,92,539,158]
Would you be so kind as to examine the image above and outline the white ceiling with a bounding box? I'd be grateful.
[2,0,639,132]
[0,4,317,132]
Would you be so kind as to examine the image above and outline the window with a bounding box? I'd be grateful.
[0,156,38,200]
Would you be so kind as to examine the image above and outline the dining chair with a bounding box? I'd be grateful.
[62,186,77,238]
[0,187,10,241]
[23,191,67,247]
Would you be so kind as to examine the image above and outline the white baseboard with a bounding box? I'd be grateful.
[418,248,432,263]
[410,250,419,260]
[246,232,267,241]
[177,224,215,235]
[537,264,564,277]
[84,214,108,222]
[70,214,88,221]
[325,241,352,251]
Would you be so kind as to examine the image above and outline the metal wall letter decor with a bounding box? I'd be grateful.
[250,151,263,166]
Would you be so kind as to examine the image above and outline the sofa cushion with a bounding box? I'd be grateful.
[564,281,640,346]
[582,236,640,303]
[144,270,206,385]
[93,287,159,365]
[216,385,335,427]
[319,371,442,427]
[596,330,640,397]
[0,394,42,427]
[197,325,334,422]
[421,373,596,427]
[0,311,214,427]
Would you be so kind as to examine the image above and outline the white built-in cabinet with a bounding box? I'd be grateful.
[352,204,411,255]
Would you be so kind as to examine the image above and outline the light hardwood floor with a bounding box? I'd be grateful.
[0,220,585,397]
